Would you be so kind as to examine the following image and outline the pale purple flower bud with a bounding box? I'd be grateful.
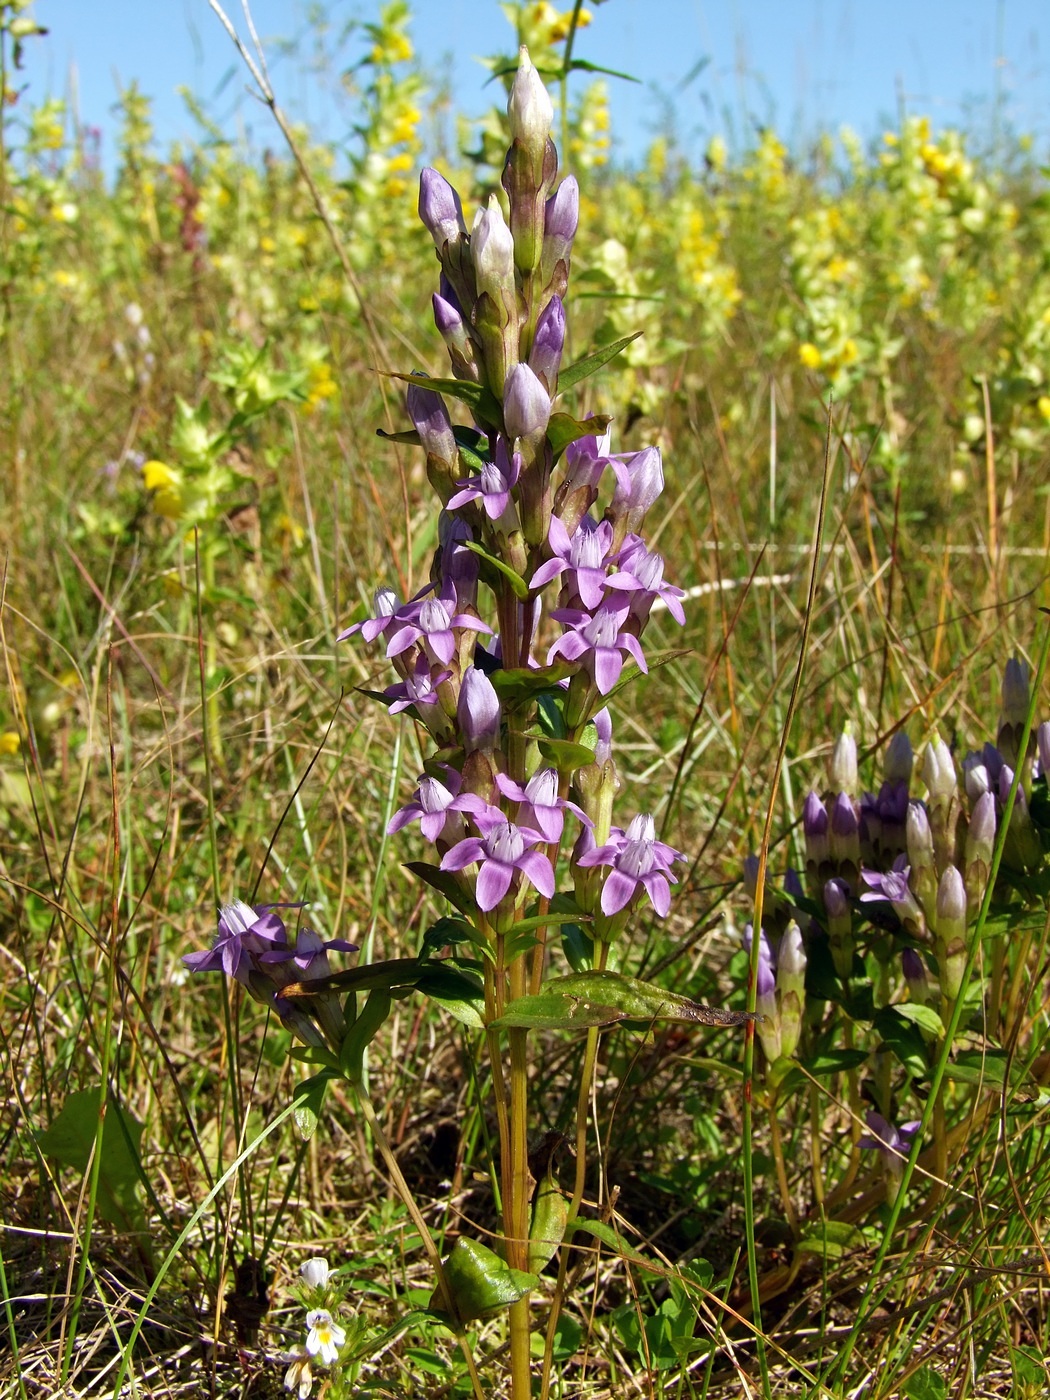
[508,45,554,152]
[777,920,806,1060]
[778,920,806,982]
[922,734,956,804]
[472,195,515,300]
[504,362,551,439]
[884,730,913,786]
[906,802,934,872]
[803,790,829,867]
[823,877,849,922]
[608,446,664,544]
[966,790,996,870]
[962,752,991,802]
[418,168,466,249]
[830,727,858,796]
[1000,656,1031,729]
[829,792,860,868]
[936,864,967,934]
[407,381,456,464]
[744,924,780,1060]
[901,948,928,1002]
[742,854,761,904]
[784,868,806,904]
[458,667,501,754]
[528,294,566,392]
[593,706,613,765]
[541,176,579,292]
[432,289,478,381]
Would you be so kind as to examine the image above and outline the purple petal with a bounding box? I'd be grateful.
[592,646,624,695]
[641,872,671,917]
[440,838,485,872]
[517,849,556,897]
[476,860,514,911]
[601,869,637,914]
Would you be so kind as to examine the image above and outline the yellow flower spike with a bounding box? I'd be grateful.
[1037,396,1050,423]
[0,732,20,757]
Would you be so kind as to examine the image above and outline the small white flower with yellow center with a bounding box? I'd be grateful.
[304,1308,345,1365]
[299,1257,330,1289]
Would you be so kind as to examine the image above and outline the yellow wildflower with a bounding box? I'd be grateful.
[799,342,822,370]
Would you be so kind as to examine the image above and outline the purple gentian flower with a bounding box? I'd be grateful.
[458,667,501,753]
[385,589,491,667]
[503,362,551,440]
[859,1111,921,1168]
[529,294,566,392]
[388,769,490,842]
[859,858,925,931]
[338,585,401,645]
[576,813,684,917]
[447,438,522,524]
[384,654,450,715]
[547,600,648,695]
[261,925,357,984]
[606,534,686,625]
[803,790,829,866]
[418,168,466,250]
[494,766,590,843]
[530,515,614,610]
[183,900,295,984]
[440,819,555,912]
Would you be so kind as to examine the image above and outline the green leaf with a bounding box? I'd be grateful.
[403,861,477,917]
[416,963,486,1031]
[529,1174,569,1269]
[547,411,612,460]
[568,1218,649,1265]
[340,989,391,1081]
[566,57,643,83]
[903,1365,947,1400]
[562,922,595,973]
[488,660,577,705]
[874,1006,931,1079]
[532,735,597,772]
[461,539,531,601]
[418,915,476,957]
[37,1087,146,1232]
[431,1238,538,1323]
[384,371,500,423]
[795,1221,866,1260]
[292,1072,333,1140]
[893,1002,946,1038]
[551,972,756,1028]
[558,333,643,392]
[490,991,622,1030]
[799,1049,871,1077]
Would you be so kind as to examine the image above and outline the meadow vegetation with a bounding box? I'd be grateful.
[3,2,1050,1396]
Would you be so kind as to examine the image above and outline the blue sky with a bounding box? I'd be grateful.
[24,1,1050,169]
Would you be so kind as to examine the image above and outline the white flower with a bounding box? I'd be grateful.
[299,1257,330,1290]
[304,1308,346,1366]
[283,1344,313,1397]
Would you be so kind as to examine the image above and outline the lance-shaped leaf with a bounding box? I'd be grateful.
[292,1071,334,1141]
[490,991,623,1030]
[551,971,758,1027]
[340,988,392,1081]
[488,659,576,706]
[558,332,643,393]
[383,371,500,424]
[431,1238,538,1324]
[529,1173,569,1269]
[282,954,481,1000]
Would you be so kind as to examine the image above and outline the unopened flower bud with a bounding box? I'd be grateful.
[901,948,928,1003]
[830,726,858,796]
[803,790,829,869]
[608,445,663,548]
[472,195,516,301]
[935,864,968,1001]
[508,45,554,153]
[884,730,913,786]
[1037,721,1050,779]
[776,920,806,1061]
[1000,656,1030,729]
[540,176,579,301]
[432,288,478,382]
[829,792,860,870]
[407,380,457,499]
[528,294,566,393]
[418,168,467,250]
[922,733,956,804]
[503,362,551,440]
[965,790,996,871]
[458,667,501,754]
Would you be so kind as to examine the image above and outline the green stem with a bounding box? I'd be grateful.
[353,1084,486,1400]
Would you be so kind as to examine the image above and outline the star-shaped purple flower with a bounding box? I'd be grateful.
[606,535,686,625]
[446,437,522,522]
[576,813,684,917]
[183,900,296,984]
[859,858,925,930]
[384,654,451,715]
[440,818,555,912]
[388,768,491,842]
[385,588,491,667]
[494,766,590,843]
[859,1110,921,1167]
[530,515,615,610]
[547,600,648,695]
